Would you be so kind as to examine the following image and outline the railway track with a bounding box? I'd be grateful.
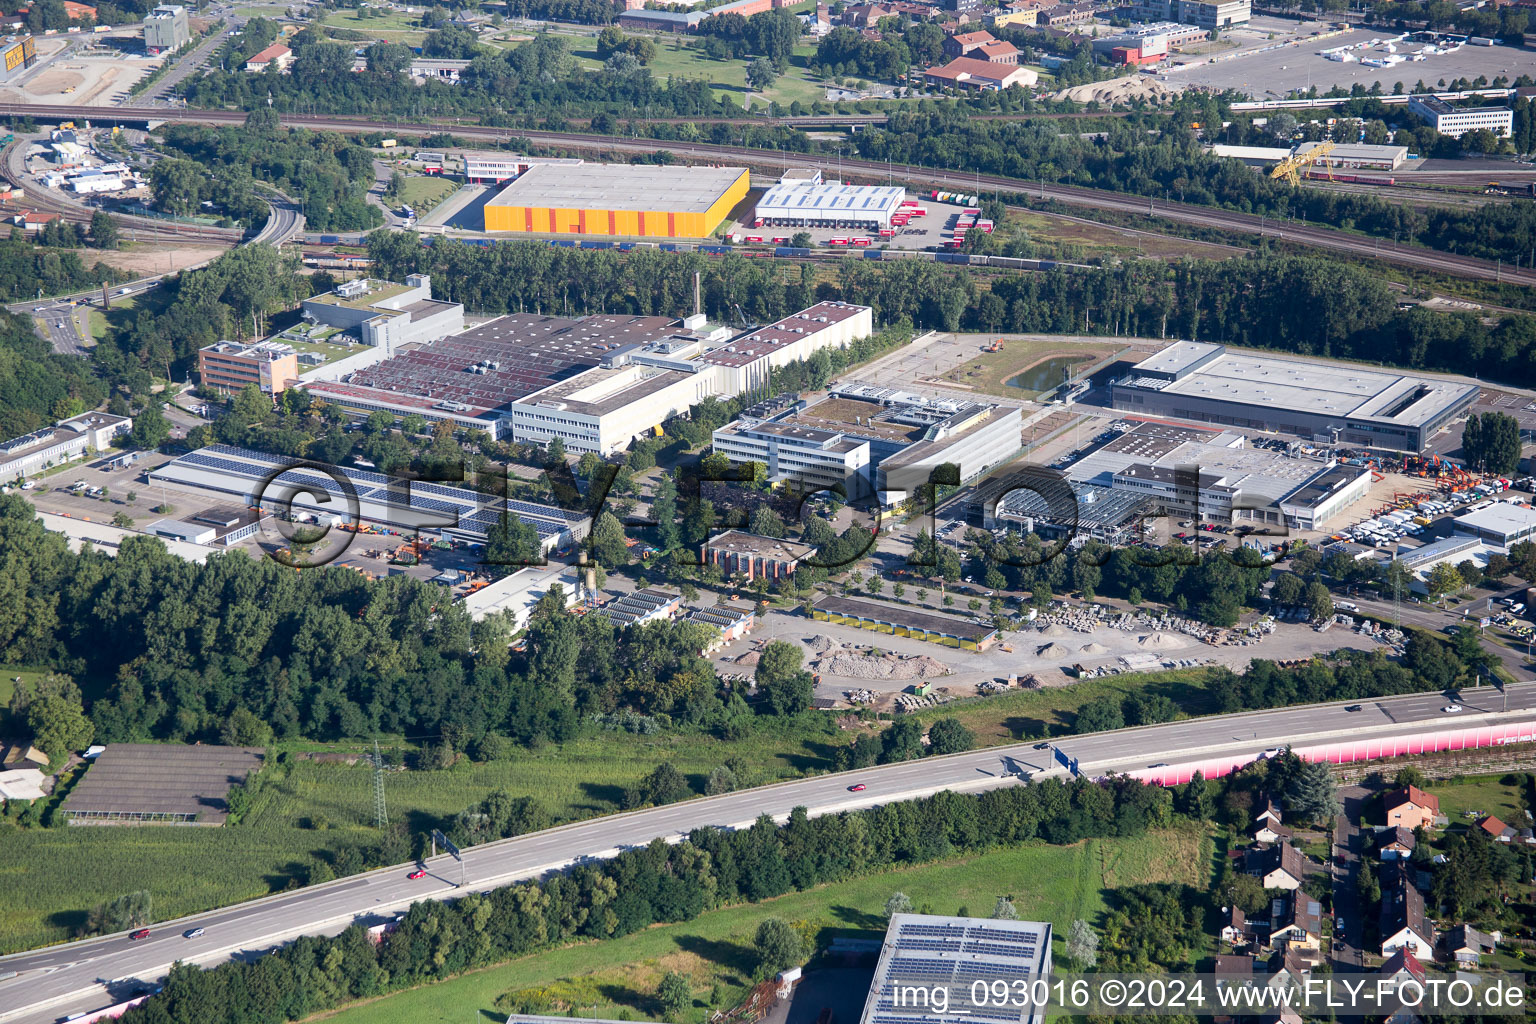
[0,104,1527,285]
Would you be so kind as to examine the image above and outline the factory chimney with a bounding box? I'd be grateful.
[693,271,701,319]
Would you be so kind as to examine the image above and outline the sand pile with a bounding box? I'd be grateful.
[804,634,836,654]
[1079,642,1108,654]
[817,652,950,680]
[735,650,761,666]
[1036,642,1073,659]
[1039,623,1070,638]
[1050,77,1181,105]
[1138,632,1187,650]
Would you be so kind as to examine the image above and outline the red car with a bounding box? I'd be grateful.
[407,869,427,880]
[129,929,150,940]
[848,783,867,792]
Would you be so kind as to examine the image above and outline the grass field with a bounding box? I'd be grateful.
[931,339,1122,399]
[0,666,1221,953]
[556,30,828,109]
[0,664,56,733]
[314,826,1213,1024]
[319,9,427,44]
[394,175,459,211]
[1427,775,1533,830]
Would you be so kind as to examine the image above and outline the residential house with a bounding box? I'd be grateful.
[0,744,49,770]
[985,3,1038,27]
[1256,1012,1303,1024]
[1380,875,1434,958]
[1219,906,1251,945]
[1265,949,1310,994]
[1379,948,1428,991]
[943,28,998,57]
[1376,825,1417,859]
[1212,954,1256,1021]
[1268,893,1322,954]
[1245,842,1306,890]
[1384,786,1439,830]
[970,39,1020,62]
[1255,796,1283,828]
[842,2,892,26]
[806,3,832,35]
[244,43,293,73]
[1443,924,1494,966]
[1478,814,1516,842]
[1042,1,1094,24]
[1253,818,1294,844]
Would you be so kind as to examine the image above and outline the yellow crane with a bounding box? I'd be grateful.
[1269,141,1336,187]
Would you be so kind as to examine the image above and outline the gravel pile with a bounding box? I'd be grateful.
[1036,642,1074,660]
[1138,632,1187,650]
[804,634,836,654]
[1079,642,1108,654]
[816,652,950,680]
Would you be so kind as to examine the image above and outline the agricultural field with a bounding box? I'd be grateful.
[0,665,1221,953]
[317,825,1214,1024]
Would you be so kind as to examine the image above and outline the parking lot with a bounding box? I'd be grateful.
[1167,20,1536,98]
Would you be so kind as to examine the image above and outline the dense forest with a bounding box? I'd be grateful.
[0,311,108,437]
[367,235,1536,388]
[0,225,121,302]
[154,116,382,233]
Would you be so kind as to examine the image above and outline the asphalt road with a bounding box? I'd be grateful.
[5,682,1536,1024]
[123,12,246,109]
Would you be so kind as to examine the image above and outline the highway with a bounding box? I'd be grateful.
[5,681,1536,1024]
[0,105,1525,287]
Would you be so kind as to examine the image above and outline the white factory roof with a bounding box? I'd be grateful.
[1210,144,1292,161]
[1132,339,1222,376]
[755,181,906,216]
[1144,350,1476,427]
[1454,502,1536,539]
[1295,141,1408,163]
[485,163,746,214]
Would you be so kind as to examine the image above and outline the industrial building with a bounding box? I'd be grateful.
[0,34,36,83]
[0,411,131,485]
[300,275,464,355]
[753,180,908,231]
[142,4,188,52]
[615,9,708,31]
[1293,141,1409,171]
[146,506,268,547]
[1407,96,1513,138]
[147,444,589,552]
[1276,463,1373,531]
[703,530,816,580]
[1392,535,1492,594]
[814,597,1000,650]
[305,301,871,451]
[198,340,301,396]
[714,383,1022,506]
[924,58,1037,91]
[860,913,1051,1024]
[1453,502,1536,548]
[482,163,750,238]
[462,563,585,628]
[594,588,683,629]
[1109,342,1477,454]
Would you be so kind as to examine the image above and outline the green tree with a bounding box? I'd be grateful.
[1066,919,1099,968]
[1462,411,1521,475]
[89,210,120,250]
[1075,697,1124,733]
[756,640,814,715]
[927,717,975,755]
[657,971,692,1022]
[992,896,1019,920]
[885,891,914,917]
[588,510,630,569]
[1304,581,1334,623]
[26,692,94,770]
[747,57,778,91]
[749,505,786,538]
[1425,562,1465,600]
[1283,759,1340,824]
[651,474,680,551]
[129,402,172,449]
[753,917,805,978]
[110,511,133,530]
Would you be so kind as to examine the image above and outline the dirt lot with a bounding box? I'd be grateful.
[0,56,154,106]
[85,242,233,278]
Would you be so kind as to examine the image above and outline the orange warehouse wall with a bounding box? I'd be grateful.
[484,169,751,237]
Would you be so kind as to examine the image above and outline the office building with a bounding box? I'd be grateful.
[0,35,37,82]
[198,340,301,396]
[1407,95,1513,138]
[859,913,1051,1024]
[0,412,131,485]
[300,275,464,355]
[1109,342,1477,453]
[1128,0,1249,28]
[143,4,188,52]
[483,163,750,238]
[1276,463,1373,531]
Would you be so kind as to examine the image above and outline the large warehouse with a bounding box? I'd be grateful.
[482,163,750,238]
[753,180,907,231]
[1109,342,1477,453]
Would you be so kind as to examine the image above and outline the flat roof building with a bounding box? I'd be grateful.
[860,913,1051,1024]
[0,35,37,84]
[61,743,263,825]
[461,563,584,629]
[754,181,908,230]
[1110,342,1477,453]
[1129,0,1249,27]
[1294,141,1409,171]
[815,597,1000,650]
[704,530,816,580]
[143,4,188,52]
[1453,502,1536,548]
[0,412,130,485]
[1277,463,1373,531]
[483,163,750,238]
[1407,95,1512,138]
[300,274,464,355]
[148,443,588,552]
[198,339,301,395]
